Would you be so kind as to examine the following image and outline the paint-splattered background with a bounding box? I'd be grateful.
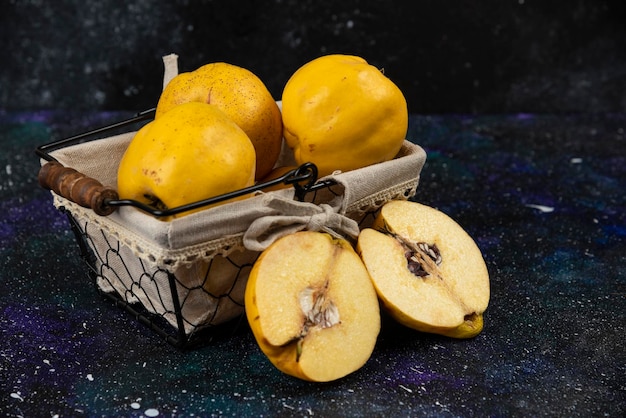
[1,0,625,416]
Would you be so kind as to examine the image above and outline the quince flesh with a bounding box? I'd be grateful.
[245,231,380,382]
[156,62,283,180]
[357,201,490,338]
[117,102,256,218]
[281,54,408,178]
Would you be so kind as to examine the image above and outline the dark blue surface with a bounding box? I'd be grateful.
[1,111,624,417]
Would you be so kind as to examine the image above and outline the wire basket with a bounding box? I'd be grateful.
[36,109,427,349]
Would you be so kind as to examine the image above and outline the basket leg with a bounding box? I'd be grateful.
[63,209,98,269]
[165,271,189,349]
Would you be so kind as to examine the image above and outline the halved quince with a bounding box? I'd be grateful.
[245,231,380,382]
[357,200,490,338]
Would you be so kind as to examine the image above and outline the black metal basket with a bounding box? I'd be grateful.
[36,109,424,349]
[35,110,341,349]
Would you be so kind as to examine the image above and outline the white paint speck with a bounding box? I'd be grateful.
[5,165,11,175]
[86,374,94,381]
[145,408,159,417]
[570,157,583,164]
[130,402,140,410]
[399,384,413,393]
[10,392,24,401]
[525,204,555,213]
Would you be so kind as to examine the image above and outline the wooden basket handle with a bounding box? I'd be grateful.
[38,161,118,216]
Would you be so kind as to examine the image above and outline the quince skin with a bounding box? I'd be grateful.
[281,54,408,178]
[117,102,256,218]
[156,62,282,180]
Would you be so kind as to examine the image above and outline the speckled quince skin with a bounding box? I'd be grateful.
[117,102,256,218]
[155,62,282,180]
[281,54,408,178]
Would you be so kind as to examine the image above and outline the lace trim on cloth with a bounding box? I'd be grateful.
[345,177,419,216]
[53,194,249,269]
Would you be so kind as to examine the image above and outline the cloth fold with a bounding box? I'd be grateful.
[243,195,360,251]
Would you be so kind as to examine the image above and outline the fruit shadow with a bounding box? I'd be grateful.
[375,310,451,350]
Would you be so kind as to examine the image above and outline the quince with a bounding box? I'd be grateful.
[155,62,282,180]
[245,231,380,382]
[281,54,408,178]
[117,102,256,218]
[357,201,490,338]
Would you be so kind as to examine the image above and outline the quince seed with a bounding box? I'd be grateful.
[299,283,340,330]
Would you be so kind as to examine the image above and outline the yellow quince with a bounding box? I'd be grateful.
[156,62,282,180]
[281,54,408,178]
[117,102,256,218]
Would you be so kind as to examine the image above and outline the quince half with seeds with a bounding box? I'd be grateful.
[245,231,380,382]
[357,200,490,338]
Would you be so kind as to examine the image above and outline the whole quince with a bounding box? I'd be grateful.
[281,54,408,178]
[117,102,256,218]
[155,62,282,180]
